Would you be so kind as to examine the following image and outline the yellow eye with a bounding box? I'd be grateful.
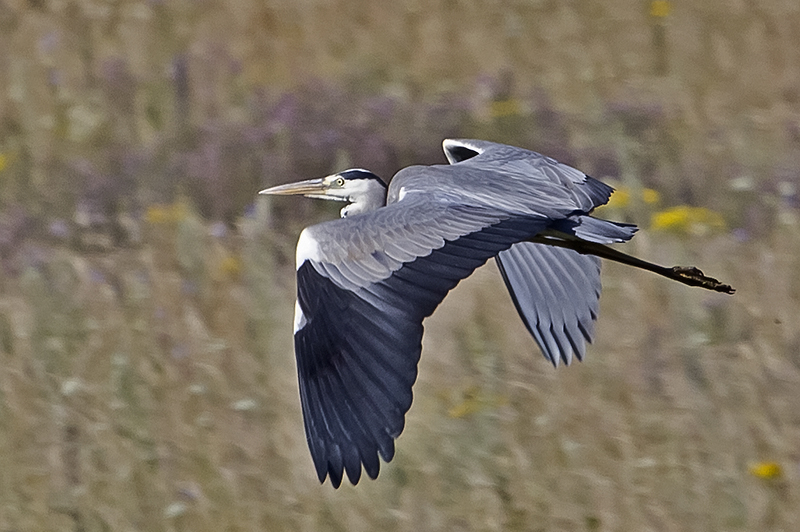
[336,177,345,187]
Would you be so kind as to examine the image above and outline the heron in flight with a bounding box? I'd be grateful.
[259,139,734,488]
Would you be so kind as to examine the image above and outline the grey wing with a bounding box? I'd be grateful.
[442,138,637,365]
[494,214,636,366]
[294,197,550,487]
[496,244,601,366]
[441,138,616,211]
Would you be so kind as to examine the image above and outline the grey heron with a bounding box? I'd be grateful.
[259,139,734,488]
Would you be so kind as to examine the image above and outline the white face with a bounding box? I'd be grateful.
[336,177,379,200]
[309,172,383,202]
[304,175,351,202]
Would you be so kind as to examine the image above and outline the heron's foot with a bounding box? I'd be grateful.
[671,266,735,294]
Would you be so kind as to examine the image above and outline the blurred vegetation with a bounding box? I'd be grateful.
[0,0,799,530]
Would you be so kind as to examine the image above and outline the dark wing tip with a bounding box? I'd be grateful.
[328,464,343,488]
[582,175,616,206]
[296,262,426,489]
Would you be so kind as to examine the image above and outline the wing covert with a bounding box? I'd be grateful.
[441,138,616,210]
[299,198,510,291]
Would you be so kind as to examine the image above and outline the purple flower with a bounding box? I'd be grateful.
[209,221,227,239]
[48,219,70,240]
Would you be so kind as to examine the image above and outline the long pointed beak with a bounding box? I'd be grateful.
[259,178,328,196]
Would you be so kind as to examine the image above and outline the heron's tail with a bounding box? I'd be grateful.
[551,215,638,244]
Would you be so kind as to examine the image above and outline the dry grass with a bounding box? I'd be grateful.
[1,205,798,531]
[0,0,799,530]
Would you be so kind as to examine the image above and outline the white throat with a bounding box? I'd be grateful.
[339,180,386,217]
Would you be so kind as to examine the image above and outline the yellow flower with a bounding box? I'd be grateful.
[650,0,671,18]
[219,255,242,280]
[490,99,522,118]
[448,398,482,419]
[749,462,782,480]
[651,206,726,235]
[651,206,689,231]
[144,202,189,225]
[144,205,169,224]
[602,187,660,211]
[642,188,661,205]
[446,384,508,418]
[606,187,631,209]
[170,201,189,222]
[447,384,481,419]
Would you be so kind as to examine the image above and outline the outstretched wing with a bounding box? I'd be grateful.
[294,196,550,487]
[442,138,636,366]
[496,244,601,366]
[493,216,636,366]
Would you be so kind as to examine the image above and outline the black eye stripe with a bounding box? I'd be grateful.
[336,169,387,187]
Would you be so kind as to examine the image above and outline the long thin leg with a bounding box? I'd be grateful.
[529,234,735,294]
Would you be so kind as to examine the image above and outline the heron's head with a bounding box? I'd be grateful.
[259,169,387,217]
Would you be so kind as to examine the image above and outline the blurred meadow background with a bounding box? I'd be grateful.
[1,0,799,530]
